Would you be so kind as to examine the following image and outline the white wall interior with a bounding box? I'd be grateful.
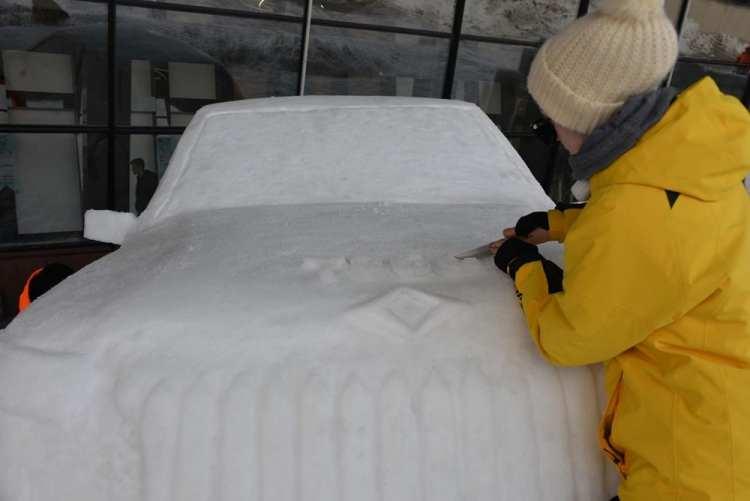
[169,62,216,100]
[10,111,81,234]
[395,77,415,97]
[168,113,194,127]
[2,50,74,94]
[131,60,156,114]
[129,61,212,212]
[3,51,81,234]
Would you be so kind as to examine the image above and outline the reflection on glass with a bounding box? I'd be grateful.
[117,6,301,126]
[546,146,574,204]
[312,0,455,32]
[589,0,682,25]
[0,0,108,126]
[680,0,750,61]
[156,0,304,16]
[671,61,748,99]
[462,0,578,41]
[508,137,574,203]
[305,27,449,97]
[117,135,180,215]
[453,42,539,133]
[129,158,158,216]
[510,136,555,186]
[0,133,106,247]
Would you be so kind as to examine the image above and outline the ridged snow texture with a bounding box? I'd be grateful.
[0,331,610,501]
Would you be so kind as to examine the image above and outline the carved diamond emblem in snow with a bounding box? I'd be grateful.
[381,287,441,331]
[343,287,453,340]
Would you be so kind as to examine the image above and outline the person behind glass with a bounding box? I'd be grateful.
[130,158,158,216]
[738,46,750,65]
[491,0,750,500]
[738,45,750,74]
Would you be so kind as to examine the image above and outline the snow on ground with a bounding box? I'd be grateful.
[0,98,616,500]
[463,0,579,42]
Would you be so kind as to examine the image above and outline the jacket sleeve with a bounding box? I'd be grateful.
[547,205,584,243]
[514,196,683,366]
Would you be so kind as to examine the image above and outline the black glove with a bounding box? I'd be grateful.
[515,211,549,238]
[494,238,541,278]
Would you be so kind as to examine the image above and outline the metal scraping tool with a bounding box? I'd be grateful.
[454,243,494,260]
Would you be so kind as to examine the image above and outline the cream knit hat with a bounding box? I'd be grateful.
[527,0,679,135]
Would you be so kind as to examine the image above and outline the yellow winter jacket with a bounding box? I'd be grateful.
[515,77,750,501]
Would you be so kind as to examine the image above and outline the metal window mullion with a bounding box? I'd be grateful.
[309,18,452,39]
[114,0,303,23]
[667,0,692,87]
[677,55,748,68]
[0,126,191,134]
[0,125,109,133]
[297,0,313,95]
[0,241,115,254]
[442,0,467,99]
[674,0,692,37]
[577,0,590,18]
[115,126,186,135]
[107,0,116,211]
[459,33,542,48]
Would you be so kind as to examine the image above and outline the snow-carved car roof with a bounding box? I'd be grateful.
[137,96,550,233]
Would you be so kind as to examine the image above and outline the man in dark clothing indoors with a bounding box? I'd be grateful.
[130,158,158,216]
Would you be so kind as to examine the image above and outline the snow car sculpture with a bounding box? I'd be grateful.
[0,97,615,500]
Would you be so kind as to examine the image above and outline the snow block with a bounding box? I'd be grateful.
[83,210,137,245]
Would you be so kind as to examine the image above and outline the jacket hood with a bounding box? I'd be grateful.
[591,77,750,201]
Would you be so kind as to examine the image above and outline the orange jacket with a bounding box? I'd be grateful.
[18,268,44,313]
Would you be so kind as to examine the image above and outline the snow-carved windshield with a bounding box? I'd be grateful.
[137,97,550,231]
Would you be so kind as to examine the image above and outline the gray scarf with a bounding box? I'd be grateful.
[569,87,678,181]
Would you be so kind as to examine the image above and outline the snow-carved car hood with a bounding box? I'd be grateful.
[0,203,614,501]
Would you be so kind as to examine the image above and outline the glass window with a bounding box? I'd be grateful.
[117,6,301,126]
[305,27,449,97]
[154,0,305,16]
[452,42,539,134]
[588,0,683,25]
[0,133,106,248]
[680,0,750,61]
[545,146,575,204]
[508,138,577,203]
[115,135,181,215]
[312,0,455,32]
[0,0,108,126]
[462,0,579,42]
[671,61,748,100]
[509,136,557,189]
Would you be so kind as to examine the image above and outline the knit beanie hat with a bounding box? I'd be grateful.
[527,0,679,135]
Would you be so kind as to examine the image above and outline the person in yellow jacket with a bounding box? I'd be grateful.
[492,0,750,500]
